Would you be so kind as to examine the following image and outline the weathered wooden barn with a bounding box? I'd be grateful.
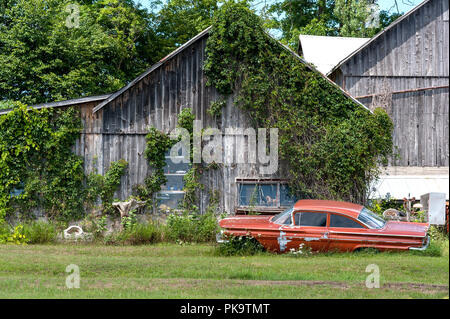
[323,0,449,199]
[1,27,369,215]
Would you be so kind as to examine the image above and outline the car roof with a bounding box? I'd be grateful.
[293,199,363,219]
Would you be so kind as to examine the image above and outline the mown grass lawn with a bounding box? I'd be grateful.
[0,242,448,299]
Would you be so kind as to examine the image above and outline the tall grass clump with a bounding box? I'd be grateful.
[105,221,163,245]
[22,221,58,244]
[165,212,219,243]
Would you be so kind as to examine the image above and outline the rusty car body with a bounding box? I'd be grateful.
[218,199,431,253]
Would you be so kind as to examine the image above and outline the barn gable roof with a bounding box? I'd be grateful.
[328,0,432,76]
[92,26,370,113]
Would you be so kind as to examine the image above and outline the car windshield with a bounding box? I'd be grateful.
[357,208,386,229]
[272,207,293,225]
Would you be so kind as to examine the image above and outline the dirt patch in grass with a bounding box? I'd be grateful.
[235,280,449,292]
[382,282,449,293]
[80,278,448,293]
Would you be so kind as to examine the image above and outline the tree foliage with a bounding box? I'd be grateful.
[0,0,404,105]
[0,0,159,105]
[154,0,219,57]
[204,1,393,203]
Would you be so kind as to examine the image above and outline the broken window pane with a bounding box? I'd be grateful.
[259,184,277,206]
[238,184,258,206]
[158,147,188,209]
[238,183,278,206]
[9,182,24,198]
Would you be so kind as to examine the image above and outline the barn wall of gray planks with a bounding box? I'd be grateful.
[330,0,449,168]
[75,35,287,215]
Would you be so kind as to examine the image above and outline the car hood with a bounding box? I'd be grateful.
[219,215,273,229]
[383,221,429,236]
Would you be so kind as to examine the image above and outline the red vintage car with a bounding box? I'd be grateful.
[218,199,431,253]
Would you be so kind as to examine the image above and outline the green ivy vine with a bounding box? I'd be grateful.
[135,127,177,205]
[0,103,128,222]
[87,159,128,215]
[176,108,204,212]
[203,1,393,203]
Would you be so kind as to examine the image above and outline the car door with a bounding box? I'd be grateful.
[328,213,368,252]
[281,211,330,252]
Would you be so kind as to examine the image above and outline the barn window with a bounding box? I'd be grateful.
[280,183,296,206]
[156,147,190,211]
[9,182,24,198]
[237,180,297,212]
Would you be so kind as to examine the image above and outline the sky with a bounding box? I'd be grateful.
[133,0,424,15]
[377,0,422,14]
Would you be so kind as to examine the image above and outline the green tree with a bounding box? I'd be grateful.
[269,0,402,49]
[333,0,372,37]
[154,0,220,58]
[0,0,159,105]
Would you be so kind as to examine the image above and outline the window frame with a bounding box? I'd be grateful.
[235,179,296,214]
[154,152,190,212]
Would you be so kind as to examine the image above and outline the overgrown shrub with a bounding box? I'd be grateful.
[0,224,28,245]
[22,221,58,244]
[429,225,449,242]
[79,214,108,240]
[215,235,266,256]
[105,221,163,245]
[165,211,219,243]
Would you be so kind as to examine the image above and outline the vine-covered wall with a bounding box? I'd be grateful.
[203,1,393,203]
[0,103,128,223]
[0,2,394,221]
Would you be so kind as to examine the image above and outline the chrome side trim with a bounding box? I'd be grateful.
[329,231,426,238]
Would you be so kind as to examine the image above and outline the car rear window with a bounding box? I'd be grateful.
[330,214,364,228]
